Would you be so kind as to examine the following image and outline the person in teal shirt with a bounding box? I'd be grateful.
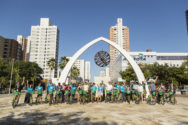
[97,83,104,102]
[35,83,43,103]
[121,83,125,101]
[70,83,77,100]
[24,80,34,104]
[91,84,97,92]
[48,83,55,94]
[116,82,121,90]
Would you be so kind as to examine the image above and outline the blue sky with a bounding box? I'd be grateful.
[0,0,188,81]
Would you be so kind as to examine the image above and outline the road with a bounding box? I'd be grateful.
[0,94,188,125]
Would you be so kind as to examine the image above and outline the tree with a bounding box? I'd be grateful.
[0,58,43,90]
[119,62,187,86]
[47,58,56,80]
[70,66,80,79]
[59,56,69,70]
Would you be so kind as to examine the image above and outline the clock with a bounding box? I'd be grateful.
[94,51,110,67]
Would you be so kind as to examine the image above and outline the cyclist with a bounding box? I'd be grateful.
[120,83,125,102]
[125,84,131,103]
[24,80,34,104]
[55,83,63,103]
[48,82,55,104]
[105,82,113,103]
[116,82,121,101]
[77,83,83,102]
[70,83,77,102]
[91,83,97,102]
[149,76,158,94]
[64,84,71,104]
[14,78,25,104]
[45,80,52,101]
[137,83,144,102]
[35,82,43,104]
[157,83,165,103]
[97,83,104,102]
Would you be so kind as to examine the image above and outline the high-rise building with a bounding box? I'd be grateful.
[85,61,91,81]
[109,18,130,79]
[29,18,59,79]
[17,35,31,61]
[186,10,188,34]
[0,36,22,60]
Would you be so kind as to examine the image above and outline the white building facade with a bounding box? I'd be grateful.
[29,18,59,79]
[67,57,91,82]
[112,51,188,81]
[94,67,111,85]
[85,61,91,82]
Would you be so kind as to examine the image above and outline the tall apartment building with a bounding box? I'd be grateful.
[109,18,130,79]
[29,18,59,79]
[85,61,91,82]
[0,36,22,60]
[17,35,31,61]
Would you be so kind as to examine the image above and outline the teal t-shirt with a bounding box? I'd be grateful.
[48,85,55,92]
[71,86,77,91]
[116,85,121,90]
[98,86,103,92]
[91,86,97,91]
[36,86,43,92]
[121,86,125,92]
[27,87,33,93]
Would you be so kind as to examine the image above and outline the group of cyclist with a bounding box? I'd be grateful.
[12,76,177,108]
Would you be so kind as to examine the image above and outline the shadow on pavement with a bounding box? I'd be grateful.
[0,110,118,125]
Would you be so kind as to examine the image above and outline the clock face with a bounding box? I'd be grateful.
[94,51,110,67]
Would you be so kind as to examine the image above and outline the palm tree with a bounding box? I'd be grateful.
[47,58,56,80]
[59,56,69,70]
[70,66,80,79]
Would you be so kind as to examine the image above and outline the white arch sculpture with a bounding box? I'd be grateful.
[58,37,149,97]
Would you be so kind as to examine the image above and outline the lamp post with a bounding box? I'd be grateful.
[9,58,14,94]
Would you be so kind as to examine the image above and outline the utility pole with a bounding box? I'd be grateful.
[9,58,14,94]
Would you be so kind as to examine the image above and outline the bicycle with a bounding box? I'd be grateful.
[125,90,131,104]
[48,90,53,106]
[64,90,70,104]
[29,91,34,106]
[168,91,176,105]
[91,90,96,103]
[12,91,20,108]
[70,90,75,104]
[105,90,111,103]
[158,91,165,105]
[111,89,118,103]
[35,91,42,104]
[55,90,62,104]
[135,91,142,104]
[147,91,157,105]
[131,89,137,102]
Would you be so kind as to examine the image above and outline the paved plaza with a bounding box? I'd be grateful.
[0,94,188,125]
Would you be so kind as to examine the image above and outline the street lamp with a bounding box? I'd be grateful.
[9,58,14,94]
